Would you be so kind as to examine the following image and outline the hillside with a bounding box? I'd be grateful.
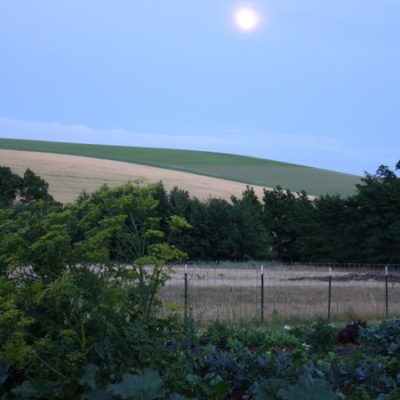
[0,149,269,203]
[0,138,360,196]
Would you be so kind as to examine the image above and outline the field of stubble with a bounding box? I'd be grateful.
[160,264,400,323]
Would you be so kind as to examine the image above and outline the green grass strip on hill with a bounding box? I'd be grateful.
[0,138,360,196]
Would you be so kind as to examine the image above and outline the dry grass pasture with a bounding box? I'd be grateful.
[161,264,400,322]
[0,149,268,203]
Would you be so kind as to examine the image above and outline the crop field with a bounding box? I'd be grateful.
[0,149,267,203]
[0,138,360,196]
[160,264,400,323]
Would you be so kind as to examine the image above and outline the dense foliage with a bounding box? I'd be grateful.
[3,279,400,400]
[1,162,400,263]
[1,166,400,398]
[0,166,53,207]
[182,161,400,263]
[154,161,400,263]
[0,177,190,398]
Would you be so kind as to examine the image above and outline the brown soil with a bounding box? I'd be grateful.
[288,272,400,283]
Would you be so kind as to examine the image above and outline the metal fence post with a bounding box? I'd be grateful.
[261,265,264,322]
[184,264,188,320]
[385,265,389,319]
[328,267,332,322]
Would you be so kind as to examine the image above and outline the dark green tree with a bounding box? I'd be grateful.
[178,197,237,260]
[20,168,54,203]
[262,187,314,261]
[298,195,354,262]
[0,166,22,207]
[203,198,237,259]
[168,186,192,218]
[153,181,172,233]
[176,197,209,259]
[350,162,400,263]
[231,186,269,260]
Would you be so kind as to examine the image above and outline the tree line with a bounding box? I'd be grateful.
[1,161,400,267]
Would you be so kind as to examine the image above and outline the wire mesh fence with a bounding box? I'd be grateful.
[160,261,400,323]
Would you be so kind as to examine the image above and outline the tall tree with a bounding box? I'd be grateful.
[204,198,237,259]
[262,187,314,261]
[351,162,400,263]
[168,186,192,218]
[0,166,22,207]
[231,186,269,260]
[298,195,354,262]
[153,181,171,233]
[181,197,236,260]
[20,168,54,203]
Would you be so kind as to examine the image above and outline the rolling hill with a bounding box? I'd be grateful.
[0,138,360,199]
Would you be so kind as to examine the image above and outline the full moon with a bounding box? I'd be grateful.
[234,7,260,32]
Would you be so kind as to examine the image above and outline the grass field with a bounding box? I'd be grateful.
[0,138,360,196]
[0,149,271,203]
[161,264,400,323]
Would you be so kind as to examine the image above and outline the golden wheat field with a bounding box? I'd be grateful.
[0,149,268,203]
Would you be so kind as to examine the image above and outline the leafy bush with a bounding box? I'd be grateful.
[4,284,400,399]
[0,182,192,399]
[303,321,338,353]
[3,177,400,399]
[360,320,400,358]
[200,322,301,353]
[0,267,191,399]
[254,373,339,400]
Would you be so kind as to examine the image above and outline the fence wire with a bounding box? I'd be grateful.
[160,262,400,323]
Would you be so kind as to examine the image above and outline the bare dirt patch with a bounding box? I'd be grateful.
[289,272,400,283]
[0,149,268,203]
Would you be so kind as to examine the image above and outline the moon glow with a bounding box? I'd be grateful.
[234,7,260,32]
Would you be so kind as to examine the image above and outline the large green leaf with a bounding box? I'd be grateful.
[277,375,338,400]
[11,380,41,399]
[253,378,288,400]
[81,389,114,400]
[79,364,100,391]
[109,369,164,400]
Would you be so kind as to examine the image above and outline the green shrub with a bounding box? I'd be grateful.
[360,320,400,358]
[303,321,338,353]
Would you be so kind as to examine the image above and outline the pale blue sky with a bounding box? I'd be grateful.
[0,1,399,174]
